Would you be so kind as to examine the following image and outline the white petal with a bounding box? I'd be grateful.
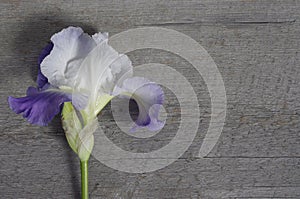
[92,32,108,44]
[41,26,97,87]
[73,40,133,110]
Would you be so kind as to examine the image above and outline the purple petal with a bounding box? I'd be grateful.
[37,42,53,88]
[114,77,165,132]
[146,104,165,131]
[8,87,70,126]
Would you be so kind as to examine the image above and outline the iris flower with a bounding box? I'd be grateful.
[8,27,164,199]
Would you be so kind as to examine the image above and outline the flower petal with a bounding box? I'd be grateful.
[37,42,53,88]
[8,87,71,126]
[73,40,132,111]
[113,77,165,132]
[41,27,101,87]
[92,32,108,44]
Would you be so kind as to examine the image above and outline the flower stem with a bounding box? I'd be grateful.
[80,160,88,199]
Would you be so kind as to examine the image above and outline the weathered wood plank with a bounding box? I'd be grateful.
[1,0,299,198]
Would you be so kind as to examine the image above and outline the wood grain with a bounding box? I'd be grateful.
[0,0,299,198]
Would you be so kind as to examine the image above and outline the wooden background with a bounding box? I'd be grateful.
[0,0,299,198]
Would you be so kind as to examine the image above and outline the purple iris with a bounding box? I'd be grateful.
[8,27,165,131]
[8,43,71,126]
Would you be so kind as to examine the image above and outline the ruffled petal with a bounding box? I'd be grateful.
[37,42,53,88]
[92,32,108,44]
[8,87,71,126]
[40,27,100,88]
[73,40,132,111]
[113,77,165,132]
[146,104,165,131]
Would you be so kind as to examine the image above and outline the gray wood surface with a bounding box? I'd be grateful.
[1,0,299,198]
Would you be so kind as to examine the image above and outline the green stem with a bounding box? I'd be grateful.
[80,160,88,199]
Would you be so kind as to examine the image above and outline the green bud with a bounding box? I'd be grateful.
[62,102,98,161]
[77,118,97,161]
[62,102,82,154]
